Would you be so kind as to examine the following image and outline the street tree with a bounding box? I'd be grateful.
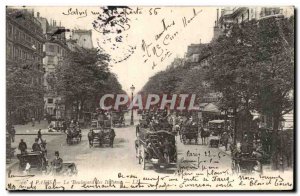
[55,48,115,119]
[206,15,294,142]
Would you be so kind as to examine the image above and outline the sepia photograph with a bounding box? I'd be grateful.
[5,5,295,191]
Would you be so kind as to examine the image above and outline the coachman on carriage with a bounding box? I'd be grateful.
[111,111,125,127]
[89,119,116,148]
[180,119,199,145]
[66,121,82,145]
[135,128,177,170]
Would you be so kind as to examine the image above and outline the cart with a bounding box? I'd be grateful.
[91,128,115,148]
[17,152,48,173]
[111,111,125,127]
[66,128,82,145]
[231,155,262,174]
[208,120,225,136]
[181,125,198,144]
[135,128,177,170]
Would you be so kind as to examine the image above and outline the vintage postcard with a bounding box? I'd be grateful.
[6,6,294,191]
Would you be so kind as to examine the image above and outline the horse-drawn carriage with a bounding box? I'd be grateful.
[135,128,177,170]
[91,128,115,148]
[181,124,199,144]
[90,120,116,148]
[231,153,262,174]
[17,152,48,173]
[66,127,82,145]
[111,111,125,127]
[17,152,78,176]
[231,141,263,174]
[208,120,225,136]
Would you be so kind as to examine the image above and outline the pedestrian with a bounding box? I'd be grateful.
[10,126,15,143]
[31,117,35,127]
[32,138,41,152]
[51,151,63,175]
[18,139,27,154]
[222,132,229,151]
[37,129,42,143]
[110,129,116,147]
[162,138,171,163]
[88,129,94,148]
[62,121,67,133]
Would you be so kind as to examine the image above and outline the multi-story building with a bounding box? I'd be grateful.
[70,29,93,49]
[37,14,70,119]
[213,7,294,40]
[6,8,45,124]
[185,43,211,69]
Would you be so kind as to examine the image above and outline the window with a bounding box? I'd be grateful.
[7,43,13,59]
[7,24,13,38]
[48,98,53,104]
[48,44,55,53]
[14,48,18,59]
[192,54,200,62]
[48,56,54,64]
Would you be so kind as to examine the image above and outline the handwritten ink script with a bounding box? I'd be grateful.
[141,8,203,69]
[7,149,293,191]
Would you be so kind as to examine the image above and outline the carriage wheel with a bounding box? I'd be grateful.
[231,160,240,174]
[140,146,146,170]
[137,147,141,164]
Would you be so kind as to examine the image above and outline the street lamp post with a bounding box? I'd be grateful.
[130,84,135,125]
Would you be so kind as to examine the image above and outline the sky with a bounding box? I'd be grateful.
[20,6,217,94]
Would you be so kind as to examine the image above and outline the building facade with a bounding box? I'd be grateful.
[37,14,70,119]
[213,7,294,40]
[6,8,45,124]
[71,29,93,49]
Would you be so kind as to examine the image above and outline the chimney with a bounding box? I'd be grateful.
[37,12,40,18]
[216,8,219,25]
[59,21,61,27]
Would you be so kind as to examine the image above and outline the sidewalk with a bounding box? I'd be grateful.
[14,120,49,134]
[206,136,232,156]
[218,145,231,156]
[6,158,19,171]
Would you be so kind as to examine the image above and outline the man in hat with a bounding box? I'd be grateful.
[52,151,63,174]
[37,129,42,143]
[32,138,41,152]
[9,126,16,143]
[109,129,116,147]
[18,139,27,154]
[88,129,94,148]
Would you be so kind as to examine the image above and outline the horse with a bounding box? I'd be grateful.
[200,128,210,145]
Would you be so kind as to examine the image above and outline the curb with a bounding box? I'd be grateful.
[6,159,19,171]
